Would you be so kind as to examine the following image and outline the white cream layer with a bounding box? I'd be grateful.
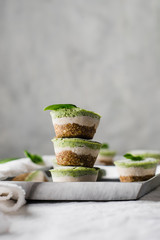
[116,166,156,177]
[55,146,99,157]
[52,174,98,182]
[51,116,100,128]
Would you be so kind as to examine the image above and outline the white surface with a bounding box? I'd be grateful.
[0,212,10,234]
[1,186,160,240]
[95,165,119,179]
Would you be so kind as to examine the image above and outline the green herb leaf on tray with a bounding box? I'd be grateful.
[101,143,109,149]
[0,158,18,164]
[44,104,77,111]
[124,153,144,161]
[24,150,44,165]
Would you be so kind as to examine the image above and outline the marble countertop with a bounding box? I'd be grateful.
[2,186,160,240]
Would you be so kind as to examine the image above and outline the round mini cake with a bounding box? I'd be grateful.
[53,138,101,167]
[50,167,99,182]
[44,104,101,139]
[114,154,158,182]
[96,143,116,165]
[127,150,160,163]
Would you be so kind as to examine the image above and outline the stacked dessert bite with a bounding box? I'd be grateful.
[44,104,101,182]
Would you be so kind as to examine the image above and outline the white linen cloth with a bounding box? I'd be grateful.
[0,182,26,234]
[0,155,54,180]
[0,182,26,213]
[0,155,54,234]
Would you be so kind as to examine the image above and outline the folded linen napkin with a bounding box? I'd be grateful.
[0,155,54,180]
[0,182,26,213]
[0,183,26,234]
[0,155,54,234]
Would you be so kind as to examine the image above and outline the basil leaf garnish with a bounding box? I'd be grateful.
[124,153,144,161]
[101,143,109,149]
[0,158,18,164]
[44,104,77,111]
[24,150,44,165]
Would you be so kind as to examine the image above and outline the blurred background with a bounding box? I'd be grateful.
[0,0,160,158]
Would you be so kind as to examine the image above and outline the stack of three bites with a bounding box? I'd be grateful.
[44,104,101,182]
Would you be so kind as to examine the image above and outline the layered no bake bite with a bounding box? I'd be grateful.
[44,104,101,139]
[44,103,101,182]
[114,154,158,182]
[96,143,116,165]
[50,167,99,182]
[53,138,101,167]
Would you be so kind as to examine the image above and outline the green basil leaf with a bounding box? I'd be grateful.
[24,150,44,165]
[0,158,18,164]
[44,104,77,111]
[124,153,144,161]
[101,143,109,149]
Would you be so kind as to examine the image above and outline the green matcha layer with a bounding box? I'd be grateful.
[127,150,160,159]
[99,149,116,157]
[53,138,101,150]
[114,158,158,169]
[50,167,99,177]
[50,107,101,119]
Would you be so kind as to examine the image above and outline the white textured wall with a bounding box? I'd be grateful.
[1,0,160,158]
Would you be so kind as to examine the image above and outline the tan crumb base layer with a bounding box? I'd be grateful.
[120,175,155,182]
[96,160,114,166]
[12,173,30,181]
[56,151,96,167]
[54,123,96,139]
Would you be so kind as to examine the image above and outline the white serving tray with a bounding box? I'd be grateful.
[6,173,160,201]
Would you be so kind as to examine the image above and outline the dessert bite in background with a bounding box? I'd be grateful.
[96,143,116,166]
[114,153,158,182]
[12,170,48,182]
